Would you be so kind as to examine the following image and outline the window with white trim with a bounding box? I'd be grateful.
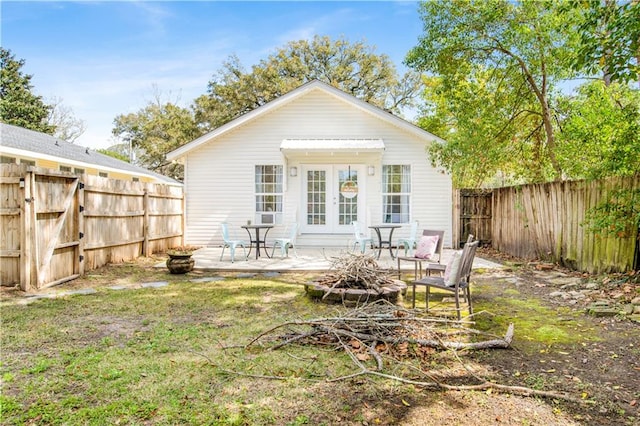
[255,165,283,224]
[382,165,411,223]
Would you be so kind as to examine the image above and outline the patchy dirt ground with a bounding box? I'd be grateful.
[2,251,638,425]
[468,248,640,426]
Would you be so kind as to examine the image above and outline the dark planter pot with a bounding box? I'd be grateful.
[166,253,194,274]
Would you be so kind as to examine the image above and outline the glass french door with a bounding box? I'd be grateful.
[302,165,365,233]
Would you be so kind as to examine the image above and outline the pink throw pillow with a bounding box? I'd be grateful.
[443,251,462,286]
[415,235,439,259]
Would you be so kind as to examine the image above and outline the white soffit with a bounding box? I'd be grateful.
[280,139,385,155]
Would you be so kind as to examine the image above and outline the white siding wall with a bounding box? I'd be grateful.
[184,88,452,248]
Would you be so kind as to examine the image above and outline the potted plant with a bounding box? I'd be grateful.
[166,246,199,274]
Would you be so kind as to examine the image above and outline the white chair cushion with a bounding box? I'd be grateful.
[443,251,462,286]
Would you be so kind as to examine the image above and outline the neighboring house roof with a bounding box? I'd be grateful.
[167,80,444,161]
[0,122,179,184]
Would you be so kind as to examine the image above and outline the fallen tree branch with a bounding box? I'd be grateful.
[228,301,585,405]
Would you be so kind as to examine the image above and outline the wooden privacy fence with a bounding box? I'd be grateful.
[0,164,183,291]
[489,175,639,273]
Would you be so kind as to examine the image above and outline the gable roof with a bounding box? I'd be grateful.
[167,80,444,161]
[1,122,179,184]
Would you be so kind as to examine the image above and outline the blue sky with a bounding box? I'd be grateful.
[2,1,423,149]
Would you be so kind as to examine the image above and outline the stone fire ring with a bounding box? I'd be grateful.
[305,280,407,305]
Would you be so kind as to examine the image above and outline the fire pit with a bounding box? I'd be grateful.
[305,253,407,305]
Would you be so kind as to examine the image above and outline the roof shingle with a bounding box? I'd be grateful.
[0,122,179,184]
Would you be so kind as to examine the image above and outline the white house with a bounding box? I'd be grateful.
[167,80,453,249]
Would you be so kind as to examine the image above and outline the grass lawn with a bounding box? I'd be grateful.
[3,265,631,425]
[2,274,439,425]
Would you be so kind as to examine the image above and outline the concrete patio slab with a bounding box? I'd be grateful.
[170,247,504,273]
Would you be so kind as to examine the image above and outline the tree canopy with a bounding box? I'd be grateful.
[570,0,640,86]
[556,81,640,179]
[114,36,421,179]
[194,35,421,131]
[0,47,55,134]
[406,0,578,186]
[112,91,200,181]
[407,0,639,187]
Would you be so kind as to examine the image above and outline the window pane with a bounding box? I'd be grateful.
[255,165,283,224]
[382,165,410,223]
[306,170,326,225]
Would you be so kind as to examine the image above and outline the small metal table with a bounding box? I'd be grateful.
[368,224,401,259]
[241,224,274,259]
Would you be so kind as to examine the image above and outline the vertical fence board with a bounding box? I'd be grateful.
[0,165,24,286]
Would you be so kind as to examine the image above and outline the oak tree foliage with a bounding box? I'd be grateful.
[114,36,421,179]
[194,35,421,131]
[112,91,200,181]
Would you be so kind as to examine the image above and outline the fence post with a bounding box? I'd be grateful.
[181,190,186,248]
[19,170,28,291]
[143,188,149,257]
[78,179,85,276]
[20,170,35,291]
[452,188,460,249]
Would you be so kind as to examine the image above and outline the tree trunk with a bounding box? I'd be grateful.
[541,98,562,180]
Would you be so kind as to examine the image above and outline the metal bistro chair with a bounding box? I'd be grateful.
[271,223,299,258]
[411,237,479,320]
[397,229,444,280]
[220,222,248,263]
[352,221,374,254]
[396,220,419,257]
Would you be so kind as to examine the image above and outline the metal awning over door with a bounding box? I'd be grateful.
[280,139,385,156]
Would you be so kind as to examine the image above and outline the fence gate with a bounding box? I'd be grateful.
[22,170,83,291]
[457,189,493,248]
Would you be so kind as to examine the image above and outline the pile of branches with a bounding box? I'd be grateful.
[233,301,583,403]
[248,300,513,355]
[316,253,396,292]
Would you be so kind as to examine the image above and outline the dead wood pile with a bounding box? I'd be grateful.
[307,254,405,303]
[232,301,583,403]
[248,300,514,355]
[316,253,396,291]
